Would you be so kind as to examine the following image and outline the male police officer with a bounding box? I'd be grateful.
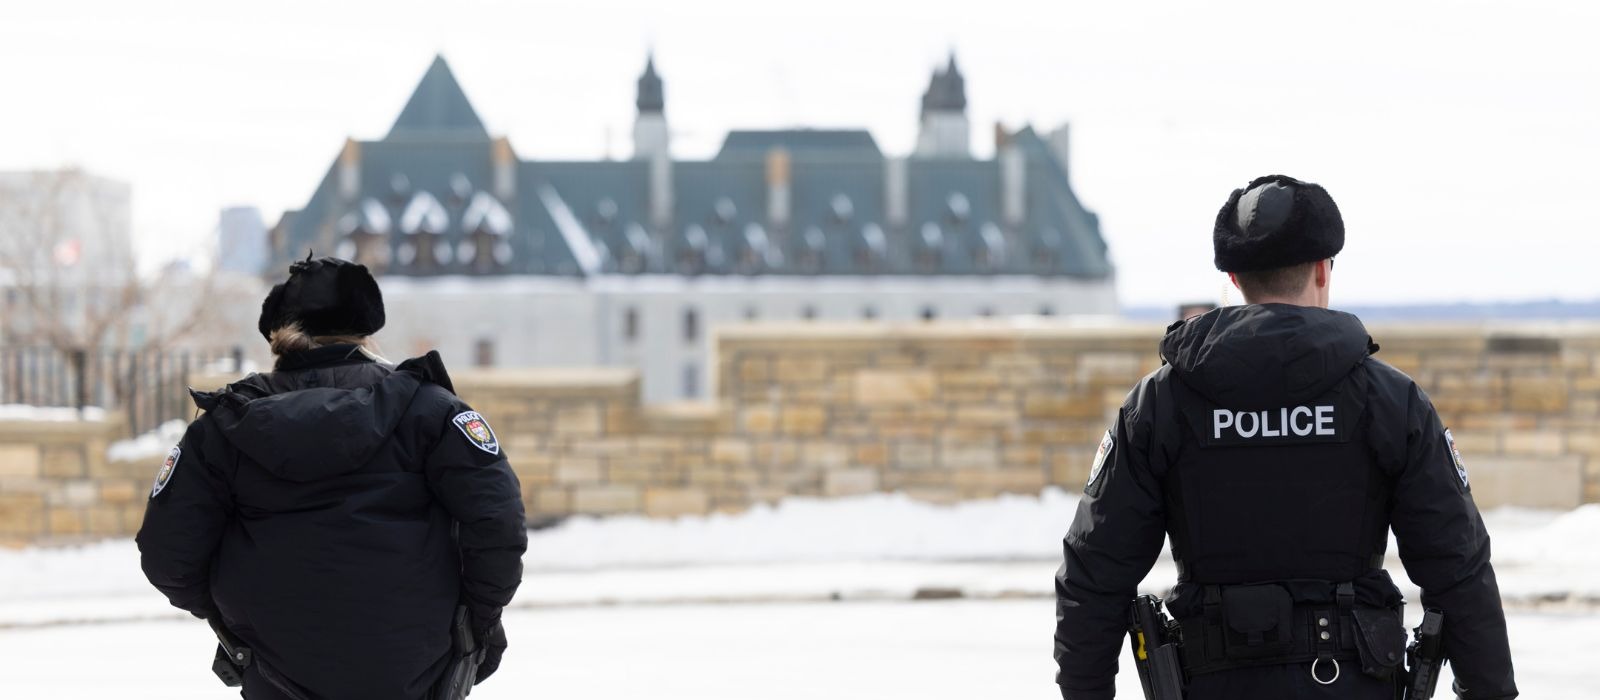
[1053,175,1517,699]
[138,257,527,699]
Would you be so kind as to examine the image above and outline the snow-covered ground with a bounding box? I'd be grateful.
[2,490,1596,696]
[0,602,1592,698]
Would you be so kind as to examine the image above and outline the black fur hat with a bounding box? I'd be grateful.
[1213,174,1344,272]
[257,255,386,341]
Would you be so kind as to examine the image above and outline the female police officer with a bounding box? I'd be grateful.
[137,256,527,699]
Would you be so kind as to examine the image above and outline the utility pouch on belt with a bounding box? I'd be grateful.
[1349,608,1407,680]
[1219,585,1294,660]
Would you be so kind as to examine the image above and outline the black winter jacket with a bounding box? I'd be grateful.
[1053,305,1516,699]
[137,345,527,699]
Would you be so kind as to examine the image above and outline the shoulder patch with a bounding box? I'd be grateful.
[452,411,500,455]
[150,445,181,498]
[1445,428,1468,488]
[1086,429,1115,493]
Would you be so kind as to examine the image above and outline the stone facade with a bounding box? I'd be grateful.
[1,322,1596,545]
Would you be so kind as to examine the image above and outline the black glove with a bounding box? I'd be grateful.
[475,619,507,684]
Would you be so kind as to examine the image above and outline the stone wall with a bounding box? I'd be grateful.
[463,321,1600,520]
[0,413,147,547]
[1,321,1596,545]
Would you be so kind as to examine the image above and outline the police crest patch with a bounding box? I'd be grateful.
[1086,429,1114,491]
[452,411,500,455]
[1445,428,1468,488]
[151,445,181,498]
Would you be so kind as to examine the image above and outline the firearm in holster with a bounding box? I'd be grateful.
[1404,609,1446,700]
[208,617,251,688]
[1128,594,1185,700]
[430,604,486,700]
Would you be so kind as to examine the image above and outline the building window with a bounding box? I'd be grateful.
[623,307,639,342]
[1039,304,1055,317]
[862,306,878,320]
[920,306,937,322]
[682,362,700,399]
[474,338,495,367]
[801,305,817,321]
[683,307,699,343]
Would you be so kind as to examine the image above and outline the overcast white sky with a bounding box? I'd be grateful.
[1,0,1595,307]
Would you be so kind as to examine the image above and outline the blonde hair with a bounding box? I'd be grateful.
[268,322,379,358]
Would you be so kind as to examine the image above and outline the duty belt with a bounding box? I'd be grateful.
[1179,581,1368,684]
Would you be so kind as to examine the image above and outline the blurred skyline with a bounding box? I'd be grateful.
[1,0,1596,307]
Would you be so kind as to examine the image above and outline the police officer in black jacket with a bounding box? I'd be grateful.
[1053,175,1517,699]
[137,257,528,699]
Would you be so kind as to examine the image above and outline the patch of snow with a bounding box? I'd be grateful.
[1,490,1595,630]
[0,405,108,422]
[0,604,1593,698]
[106,420,186,463]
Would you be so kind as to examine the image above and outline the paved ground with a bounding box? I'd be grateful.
[2,599,1592,698]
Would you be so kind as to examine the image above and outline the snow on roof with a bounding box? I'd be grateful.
[535,183,602,275]
[399,191,448,235]
[462,191,512,236]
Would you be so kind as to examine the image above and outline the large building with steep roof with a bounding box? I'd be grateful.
[271,55,1116,401]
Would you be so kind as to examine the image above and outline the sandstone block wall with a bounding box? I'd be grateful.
[0,414,150,547]
[1,322,1596,545]
[460,322,1598,520]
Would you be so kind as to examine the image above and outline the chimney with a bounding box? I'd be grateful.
[766,148,791,228]
[492,137,516,200]
[338,139,361,202]
[885,157,907,227]
[649,153,673,229]
[998,125,1025,228]
[1048,123,1072,186]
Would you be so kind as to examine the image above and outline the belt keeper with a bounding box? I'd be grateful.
[1203,585,1224,663]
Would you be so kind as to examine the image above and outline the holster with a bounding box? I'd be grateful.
[430,605,486,700]
[208,617,251,688]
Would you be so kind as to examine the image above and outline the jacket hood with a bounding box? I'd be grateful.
[190,350,454,482]
[1159,304,1376,409]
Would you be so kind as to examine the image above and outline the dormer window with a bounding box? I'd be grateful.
[338,198,393,272]
[857,223,886,272]
[798,226,826,274]
[622,222,651,274]
[976,222,1006,272]
[714,197,737,226]
[830,194,854,223]
[399,191,450,272]
[917,222,943,272]
[740,222,773,274]
[945,192,970,225]
[461,191,513,273]
[680,224,708,275]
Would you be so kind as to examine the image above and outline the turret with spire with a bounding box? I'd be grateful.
[914,52,971,158]
[633,54,670,160]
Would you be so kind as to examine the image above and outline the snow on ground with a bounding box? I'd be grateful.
[2,490,1597,695]
[0,602,1592,699]
[2,490,1597,629]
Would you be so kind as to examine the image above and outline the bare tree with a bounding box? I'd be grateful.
[0,168,250,425]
